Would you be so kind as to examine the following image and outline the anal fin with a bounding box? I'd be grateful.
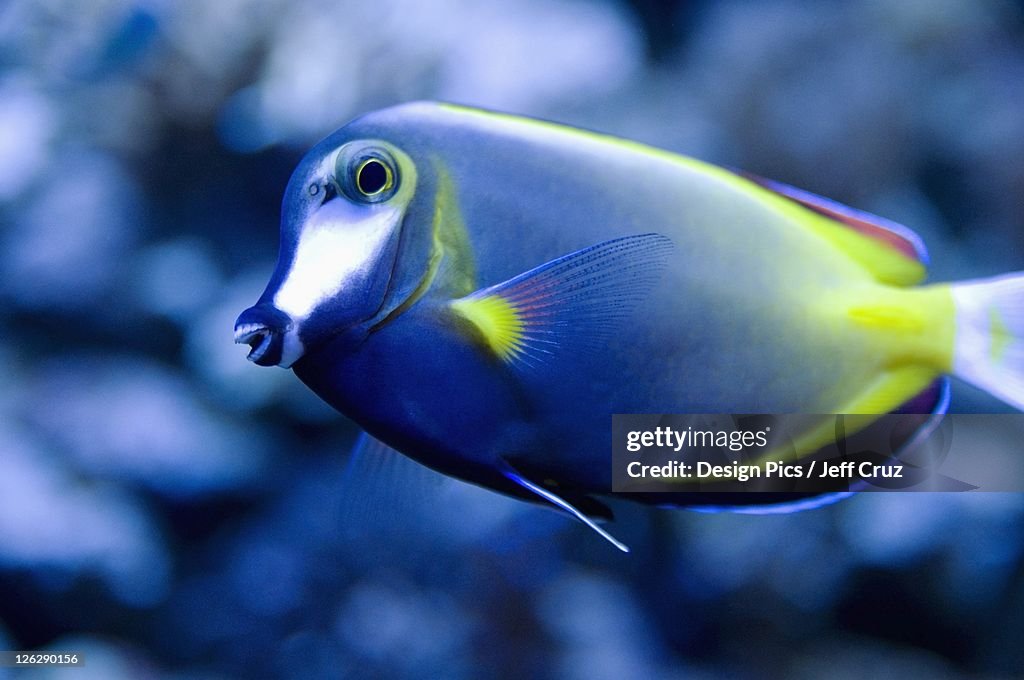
[340,432,446,529]
[742,366,941,469]
[840,365,938,415]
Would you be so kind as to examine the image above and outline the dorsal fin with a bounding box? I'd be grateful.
[739,173,929,286]
[744,173,929,264]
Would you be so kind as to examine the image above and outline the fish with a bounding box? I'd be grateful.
[234,101,1024,552]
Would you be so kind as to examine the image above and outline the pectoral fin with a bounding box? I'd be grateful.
[449,233,673,367]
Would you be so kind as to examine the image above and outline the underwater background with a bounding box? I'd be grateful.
[2,0,1024,677]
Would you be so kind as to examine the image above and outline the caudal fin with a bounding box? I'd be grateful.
[951,273,1024,410]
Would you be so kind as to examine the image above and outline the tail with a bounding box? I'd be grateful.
[951,273,1024,410]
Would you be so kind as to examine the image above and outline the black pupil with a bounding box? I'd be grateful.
[358,160,388,194]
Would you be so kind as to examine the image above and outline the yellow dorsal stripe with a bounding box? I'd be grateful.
[440,103,926,286]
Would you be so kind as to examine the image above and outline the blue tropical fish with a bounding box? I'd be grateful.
[235,102,1024,551]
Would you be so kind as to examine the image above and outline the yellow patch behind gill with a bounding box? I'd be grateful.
[370,159,476,332]
[430,159,476,297]
[450,294,525,362]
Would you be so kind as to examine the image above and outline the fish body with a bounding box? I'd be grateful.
[235,102,1024,549]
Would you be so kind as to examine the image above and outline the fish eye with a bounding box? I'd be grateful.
[355,158,392,196]
[334,145,400,204]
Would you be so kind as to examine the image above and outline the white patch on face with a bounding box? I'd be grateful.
[278,331,304,369]
[273,198,400,326]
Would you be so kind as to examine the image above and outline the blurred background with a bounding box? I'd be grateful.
[2,0,1024,677]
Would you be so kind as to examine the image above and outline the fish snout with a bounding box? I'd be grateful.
[234,304,298,367]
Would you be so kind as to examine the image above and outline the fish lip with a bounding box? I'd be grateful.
[234,322,278,365]
[234,304,296,366]
[233,322,266,345]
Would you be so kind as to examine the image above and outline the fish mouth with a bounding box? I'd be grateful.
[234,322,278,365]
[233,303,295,367]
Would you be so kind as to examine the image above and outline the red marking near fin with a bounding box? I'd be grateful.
[742,173,929,265]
